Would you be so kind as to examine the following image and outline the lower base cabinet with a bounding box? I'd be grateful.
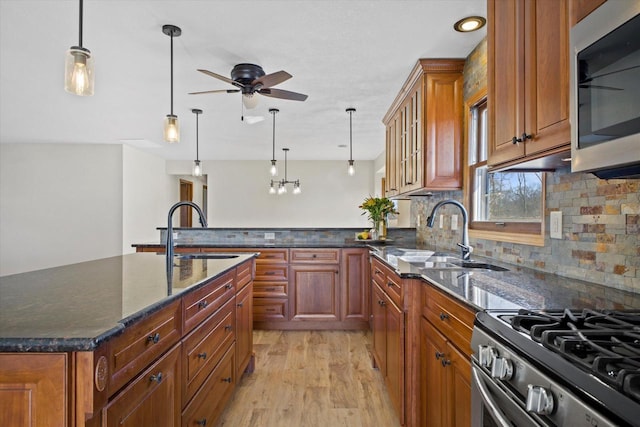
[420,318,471,427]
[103,344,181,427]
[181,344,235,427]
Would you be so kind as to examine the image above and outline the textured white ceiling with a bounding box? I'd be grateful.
[0,0,486,161]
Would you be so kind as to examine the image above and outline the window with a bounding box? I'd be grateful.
[467,96,545,241]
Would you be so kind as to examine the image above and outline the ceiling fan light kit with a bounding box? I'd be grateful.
[163,24,181,143]
[191,108,203,177]
[64,0,94,96]
[347,107,356,176]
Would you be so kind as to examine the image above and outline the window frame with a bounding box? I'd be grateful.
[463,89,546,246]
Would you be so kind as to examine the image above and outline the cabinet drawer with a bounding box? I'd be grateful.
[255,264,288,281]
[236,259,254,292]
[422,285,475,356]
[290,248,340,264]
[108,299,181,395]
[183,270,235,334]
[371,258,403,308]
[104,343,181,427]
[182,344,235,427]
[182,297,235,404]
[253,281,288,297]
[256,248,289,263]
[253,298,288,321]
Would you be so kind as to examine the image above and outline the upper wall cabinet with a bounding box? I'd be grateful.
[383,59,464,197]
[487,0,571,170]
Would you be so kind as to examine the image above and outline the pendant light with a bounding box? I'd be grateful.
[163,24,182,143]
[269,108,279,176]
[64,0,94,96]
[270,148,301,195]
[346,108,356,176]
[192,109,203,177]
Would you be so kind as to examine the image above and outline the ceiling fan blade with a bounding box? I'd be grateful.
[259,88,308,101]
[252,70,292,88]
[578,84,622,91]
[189,89,241,95]
[197,69,244,88]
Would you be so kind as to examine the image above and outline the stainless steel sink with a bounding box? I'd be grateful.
[455,261,509,271]
[176,253,239,260]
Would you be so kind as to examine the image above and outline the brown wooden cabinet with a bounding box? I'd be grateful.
[487,0,571,170]
[420,284,474,427]
[235,282,253,378]
[103,344,181,427]
[341,248,370,324]
[383,59,464,197]
[0,353,68,427]
[569,0,606,25]
[290,249,341,323]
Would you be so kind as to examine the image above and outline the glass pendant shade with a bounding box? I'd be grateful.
[243,94,259,109]
[293,182,301,194]
[65,47,94,96]
[348,160,355,176]
[193,160,202,177]
[278,184,286,195]
[270,160,278,176]
[269,182,276,195]
[164,115,180,143]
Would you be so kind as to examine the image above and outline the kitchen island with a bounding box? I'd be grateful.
[0,251,257,427]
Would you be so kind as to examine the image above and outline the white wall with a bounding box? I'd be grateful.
[166,160,376,228]
[122,146,174,252]
[0,144,123,276]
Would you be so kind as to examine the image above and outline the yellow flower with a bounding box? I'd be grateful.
[359,196,399,222]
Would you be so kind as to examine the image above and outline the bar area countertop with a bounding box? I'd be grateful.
[369,246,640,312]
[0,252,256,352]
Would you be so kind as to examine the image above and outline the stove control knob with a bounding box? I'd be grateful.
[526,385,555,415]
[491,357,513,380]
[478,345,497,368]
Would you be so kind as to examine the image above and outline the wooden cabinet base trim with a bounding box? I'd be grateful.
[253,320,368,331]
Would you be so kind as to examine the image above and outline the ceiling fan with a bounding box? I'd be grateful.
[189,63,308,109]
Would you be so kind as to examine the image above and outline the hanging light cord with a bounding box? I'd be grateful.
[283,149,288,181]
[170,32,174,116]
[272,111,276,161]
[349,109,353,161]
[78,0,84,47]
[195,113,199,160]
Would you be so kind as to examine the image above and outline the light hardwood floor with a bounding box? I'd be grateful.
[216,330,401,427]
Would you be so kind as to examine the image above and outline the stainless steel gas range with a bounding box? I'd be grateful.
[471,309,640,426]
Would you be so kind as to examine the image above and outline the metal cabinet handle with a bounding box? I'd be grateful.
[224,324,233,331]
[379,300,386,307]
[512,135,522,145]
[387,281,395,288]
[196,419,207,426]
[441,359,452,367]
[197,352,207,360]
[222,377,232,383]
[521,132,533,141]
[439,312,449,321]
[435,351,445,360]
[198,300,208,309]
[225,283,233,290]
[237,302,244,307]
[147,333,160,344]
[149,372,163,383]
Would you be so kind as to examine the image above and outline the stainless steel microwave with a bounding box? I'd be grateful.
[570,0,640,179]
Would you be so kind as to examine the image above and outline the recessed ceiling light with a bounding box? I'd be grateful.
[454,16,486,32]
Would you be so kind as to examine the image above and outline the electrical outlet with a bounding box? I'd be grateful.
[264,232,275,240]
[550,211,562,239]
[451,214,459,230]
[439,214,444,229]
[416,215,421,227]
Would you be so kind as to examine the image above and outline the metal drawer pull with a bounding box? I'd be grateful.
[196,419,207,426]
[225,283,233,290]
[198,300,208,309]
[147,333,160,344]
[435,351,445,360]
[222,377,232,383]
[441,359,451,367]
[224,324,233,331]
[237,302,244,307]
[439,312,449,321]
[197,352,207,360]
[387,282,395,288]
[149,372,163,383]
[378,300,386,306]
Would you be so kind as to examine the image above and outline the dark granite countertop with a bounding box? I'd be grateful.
[0,252,256,352]
[132,241,389,249]
[370,246,640,312]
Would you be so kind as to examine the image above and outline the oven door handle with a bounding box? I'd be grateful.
[472,366,513,427]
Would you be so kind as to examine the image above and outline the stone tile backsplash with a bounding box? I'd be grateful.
[412,167,639,292]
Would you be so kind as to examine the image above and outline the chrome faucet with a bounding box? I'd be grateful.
[166,201,208,271]
[426,199,473,261]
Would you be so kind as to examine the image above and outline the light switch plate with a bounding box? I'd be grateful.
[264,232,275,240]
[439,214,444,229]
[550,211,562,239]
[451,214,458,230]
